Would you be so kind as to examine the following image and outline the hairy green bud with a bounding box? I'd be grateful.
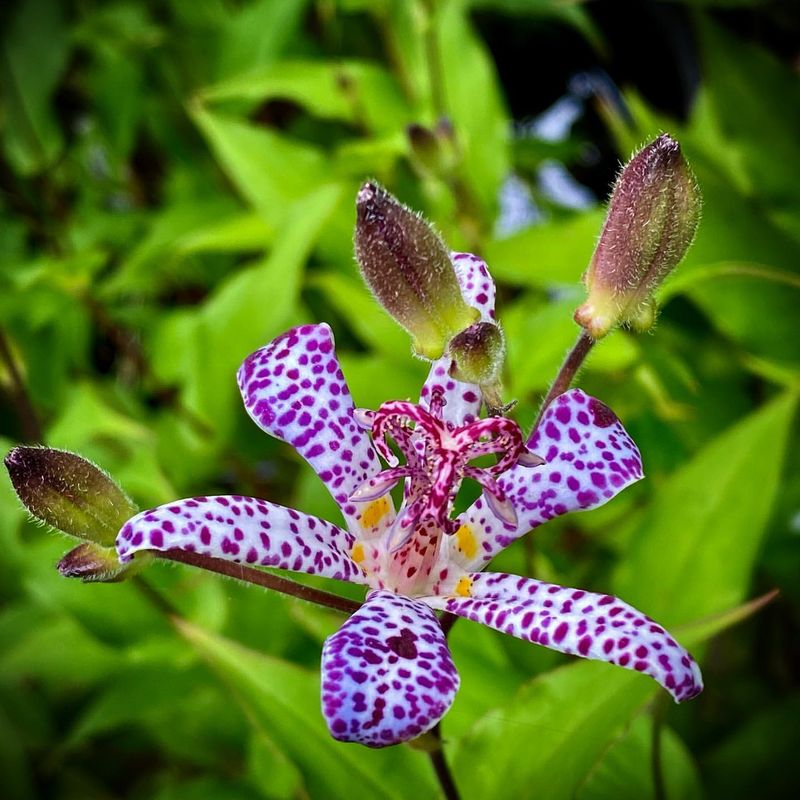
[575,134,701,338]
[5,446,137,546]
[355,182,479,359]
[57,541,151,583]
[448,322,505,386]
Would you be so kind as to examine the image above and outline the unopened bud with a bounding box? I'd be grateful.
[4,446,137,545]
[355,182,479,359]
[575,134,701,338]
[407,118,458,177]
[448,322,505,386]
[57,541,151,583]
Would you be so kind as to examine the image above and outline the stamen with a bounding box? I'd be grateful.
[361,396,543,542]
[428,387,447,419]
[349,467,414,502]
[352,408,375,429]
[518,449,546,467]
[462,467,518,527]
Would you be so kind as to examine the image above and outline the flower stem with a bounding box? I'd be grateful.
[534,329,595,429]
[156,549,362,615]
[0,327,44,443]
[428,723,461,800]
[439,611,458,638]
[651,694,668,800]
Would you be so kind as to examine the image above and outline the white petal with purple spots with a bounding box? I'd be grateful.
[117,496,368,584]
[452,389,643,569]
[422,572,702,703]
[237,323,392,536]
[420,253,496,426]
[451,252,496,321]
[321,590,459,747]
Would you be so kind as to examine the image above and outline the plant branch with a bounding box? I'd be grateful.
[0,327,43,442]
[156,549,362,615]
[428,723,461,800]
[651,694,668,800]
[534,329,595,429]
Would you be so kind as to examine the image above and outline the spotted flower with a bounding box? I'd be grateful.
[116,253,702,748]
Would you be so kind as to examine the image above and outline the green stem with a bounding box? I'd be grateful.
[651,695,668,800]
[0,327,43,443]
[439,611,458,638]
[132,575,181,618]
[156,549,362,615]
[423,0,447,120]
[534,330,595,429]
[428,723,461,800]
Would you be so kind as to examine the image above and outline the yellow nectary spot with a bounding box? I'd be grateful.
[455,576,473,597]
[455,524,477,559]
[351,543,365,564]
[361,496,390,528]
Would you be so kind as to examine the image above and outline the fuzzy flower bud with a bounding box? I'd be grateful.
[4,446,137,546]
[355,182,479,359]
[57,541,151,583]
[448,322,505,386]
[574,134,701,339]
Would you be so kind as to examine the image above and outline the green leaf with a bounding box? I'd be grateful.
[62,660,248,769]
[184,184,343,427]
[0,614,121,689]
[337,353,428,411]
[0,704,36,800]
[451,657,655,800]
[449,590,772,800]
[483,211,605,287]
[311,271,414,361]
[190,105,328,221]
[697,19,800,210]
[578,715,703,800]
[702,693,800,799]
[681,271,800,368]
[176,618,438,800]
[503,293,639,400]
[174,212,273,258]
[614,391,798,624]
[247,729,305,800]
[202,60,410,133]
[673,589,778,648]
[215,0,309,79]
[0,0,68,173]
[436,0,510,216]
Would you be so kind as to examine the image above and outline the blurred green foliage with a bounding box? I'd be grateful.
[1,1,799,798]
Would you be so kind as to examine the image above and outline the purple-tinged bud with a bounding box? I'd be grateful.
[575,134,701,339]
[57,541,151,583]
[4,446,137,546]
[448,322,505,386]
[355,182,479,359]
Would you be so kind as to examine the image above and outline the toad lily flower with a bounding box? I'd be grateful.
[116,253,702,747]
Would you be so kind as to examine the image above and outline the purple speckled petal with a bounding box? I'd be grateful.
[423,572,702,703]
[237,323,391,537]
[452,389,643,570]
[116,495,368,584]
[450,252,497,321]
[421,253,496,426]
[321,590,460,747]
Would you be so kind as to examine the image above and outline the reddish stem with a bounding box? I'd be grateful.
[156,549,362,615]
[534,330,595,429]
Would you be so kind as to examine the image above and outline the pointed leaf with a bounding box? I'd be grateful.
[450,590,775,800]
[614,391,797,624]
[176,619,437,800]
